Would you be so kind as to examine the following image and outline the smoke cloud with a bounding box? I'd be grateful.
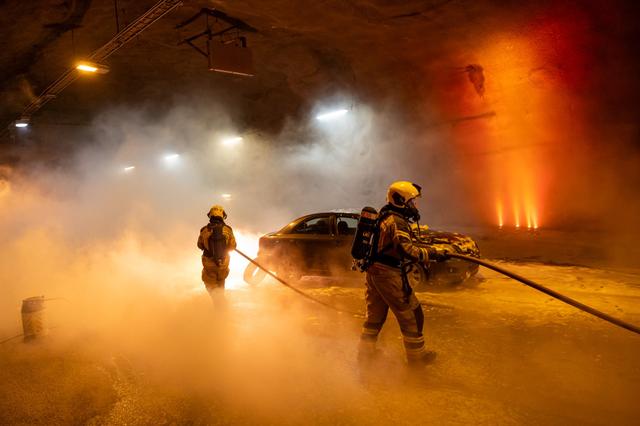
[0,98,459,423]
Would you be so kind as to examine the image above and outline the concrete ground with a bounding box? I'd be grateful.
[1,230,639,425]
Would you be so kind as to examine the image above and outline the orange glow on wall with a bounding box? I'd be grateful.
[428,3,602,230]
[497,197,540,229]
[484,34,544,231]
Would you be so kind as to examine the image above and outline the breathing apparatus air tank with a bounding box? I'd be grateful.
[351,207,378,267]
[209,222,227,265]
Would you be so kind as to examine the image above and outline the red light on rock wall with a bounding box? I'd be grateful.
[497,196,541,230]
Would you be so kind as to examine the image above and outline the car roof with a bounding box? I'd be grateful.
[300,212,358,220]
[298,211,357,218]
[275,211,358,233]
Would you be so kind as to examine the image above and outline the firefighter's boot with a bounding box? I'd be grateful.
[407,350,437,368]
[357,335,379,363]
[403,331,437,366]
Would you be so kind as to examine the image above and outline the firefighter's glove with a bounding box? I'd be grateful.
[427,247,450,262]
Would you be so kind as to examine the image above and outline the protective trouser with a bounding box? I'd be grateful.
[360,263,427,362]
[201,256,230,292]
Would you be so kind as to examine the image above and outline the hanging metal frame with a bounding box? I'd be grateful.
[176,8,256,62]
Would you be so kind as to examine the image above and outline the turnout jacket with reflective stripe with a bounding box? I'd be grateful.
[197,222,237,259]
[376,210,429,264]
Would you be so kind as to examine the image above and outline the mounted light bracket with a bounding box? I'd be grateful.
[177,8,256,77]
[14,117,30,128]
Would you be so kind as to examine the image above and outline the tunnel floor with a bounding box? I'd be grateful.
[1,258,639,425]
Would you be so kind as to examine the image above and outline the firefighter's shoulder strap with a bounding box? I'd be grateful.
[199,224,212,255]
[375,209,402,255]
[370,209,399,267]
[381,211,416,301]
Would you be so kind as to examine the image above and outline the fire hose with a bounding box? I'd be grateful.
[449,253,640,336]
[236,248,640,336]
[234,249,365,318]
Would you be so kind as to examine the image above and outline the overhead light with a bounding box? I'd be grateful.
[77,64,97,72]
[221,193,232,200]
[222,136,243,146]
[209,43,255,77]
[162,153,180,168]
[14,118,29,128]
[123,166,135,172]
[316,109,349,121]
[76,61,110,74]
[177,8,256,77]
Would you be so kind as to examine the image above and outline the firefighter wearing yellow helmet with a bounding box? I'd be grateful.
[197,205,237,294]
[359,181,449,366]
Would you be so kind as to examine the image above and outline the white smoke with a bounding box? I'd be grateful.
[0,96,454,336]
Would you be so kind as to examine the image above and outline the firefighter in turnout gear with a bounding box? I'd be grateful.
[359,181,448,366]
[198,205,237,294]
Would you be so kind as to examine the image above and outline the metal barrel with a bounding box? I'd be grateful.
[21,296,47,342]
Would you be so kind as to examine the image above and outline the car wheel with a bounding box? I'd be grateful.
[431,269,473,288]
[275,258,302,282]
[243,261,267,285]
[278,266,302,283]
[408,264,429,291]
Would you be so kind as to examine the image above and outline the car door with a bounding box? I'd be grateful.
[332,214,359,271]
[287,214,336,274]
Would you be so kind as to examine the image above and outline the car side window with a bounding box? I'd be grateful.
[291,217,331,235]
[337,216,358,235]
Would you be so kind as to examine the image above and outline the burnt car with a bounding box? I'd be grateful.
[243,211,480,289]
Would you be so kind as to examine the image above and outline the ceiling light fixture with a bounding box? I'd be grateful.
[14,118,29,128]
[177,8,257,77]
[316,109,349,121]
[222,136,243,146]
[76,61,110,74]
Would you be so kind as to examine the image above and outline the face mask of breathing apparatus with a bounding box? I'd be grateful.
[404,198,420,223]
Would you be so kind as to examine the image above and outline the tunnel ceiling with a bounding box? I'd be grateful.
[1,0,640,231]
[1,0,637,140]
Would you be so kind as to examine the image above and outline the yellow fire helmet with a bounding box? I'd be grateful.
[387,181,422,208]
[207,205,227,220]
